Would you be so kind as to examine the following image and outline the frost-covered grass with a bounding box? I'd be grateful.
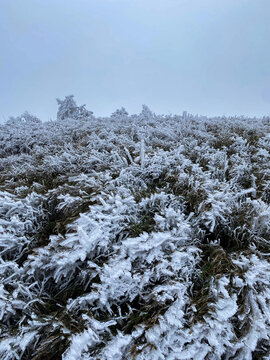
[0,101,270,359]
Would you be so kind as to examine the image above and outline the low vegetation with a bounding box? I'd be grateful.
[0,97,270,359]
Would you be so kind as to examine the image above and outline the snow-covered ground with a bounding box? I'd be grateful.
[0,97,270,359]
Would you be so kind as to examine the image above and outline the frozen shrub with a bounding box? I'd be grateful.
[0,103,269,359]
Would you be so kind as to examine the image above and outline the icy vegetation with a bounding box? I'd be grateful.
[0,96,270,359]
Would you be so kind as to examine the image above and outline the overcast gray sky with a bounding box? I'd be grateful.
[1,0,270,121]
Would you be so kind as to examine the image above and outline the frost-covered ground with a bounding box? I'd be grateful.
[0,97,270,359]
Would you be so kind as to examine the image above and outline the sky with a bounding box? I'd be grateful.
[1,0,270,122]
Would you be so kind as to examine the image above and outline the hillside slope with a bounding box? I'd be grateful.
[0,100,270,359]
